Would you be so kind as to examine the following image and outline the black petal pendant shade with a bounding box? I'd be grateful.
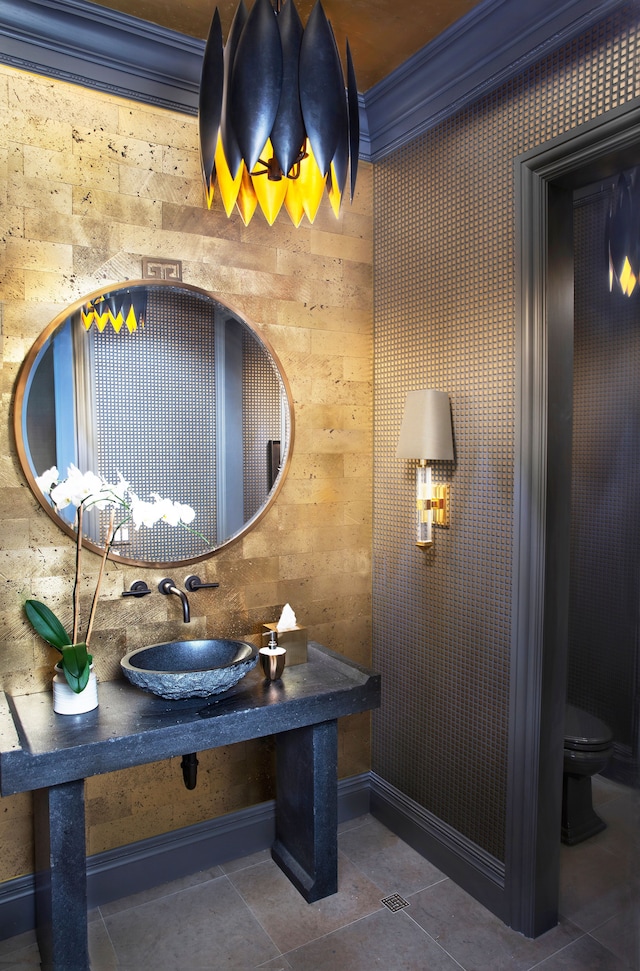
[229,0,283,175]
[606,169,640,297]
[219,0,247,184]
[346,41,360,202]
[270,0,305,177]
[298,1,345,179]
[198,0,360,226]
[198,8,223,206]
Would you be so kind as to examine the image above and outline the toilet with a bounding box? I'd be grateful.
[562,703,614,845]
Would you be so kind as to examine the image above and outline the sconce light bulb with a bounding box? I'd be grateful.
[416,463,433,547]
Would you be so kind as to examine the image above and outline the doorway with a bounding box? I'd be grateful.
[507,97,640,938]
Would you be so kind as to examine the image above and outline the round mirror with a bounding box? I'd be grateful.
[14,281,293,567]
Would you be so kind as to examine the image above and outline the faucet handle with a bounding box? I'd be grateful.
[185,575,220,592]
[122,580,152,598]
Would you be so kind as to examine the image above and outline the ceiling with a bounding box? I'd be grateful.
[89,0,484,91]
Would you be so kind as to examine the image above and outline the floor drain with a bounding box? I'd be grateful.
[381,892,410,912]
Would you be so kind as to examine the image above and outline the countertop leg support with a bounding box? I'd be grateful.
[272,719,338,903]
[34,780,90,971]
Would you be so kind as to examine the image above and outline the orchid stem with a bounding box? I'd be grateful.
[72,505,84,644]
[85,509,115,649]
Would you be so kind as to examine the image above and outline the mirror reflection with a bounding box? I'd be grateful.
[15,281,293,566]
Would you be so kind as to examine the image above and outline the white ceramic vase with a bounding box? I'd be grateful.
[53,663,98,715]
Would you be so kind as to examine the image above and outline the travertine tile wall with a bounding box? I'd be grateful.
[0,65,373,884]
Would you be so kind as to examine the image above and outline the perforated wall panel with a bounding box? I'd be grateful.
[373,7,640,861]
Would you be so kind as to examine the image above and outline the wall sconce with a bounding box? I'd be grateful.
[396,389,454,548]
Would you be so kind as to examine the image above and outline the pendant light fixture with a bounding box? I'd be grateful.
[605,169,640,297]
[81,290,147,333]
[198,0,360,227]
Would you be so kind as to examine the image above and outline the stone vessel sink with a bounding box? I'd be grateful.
[120,639,258,699]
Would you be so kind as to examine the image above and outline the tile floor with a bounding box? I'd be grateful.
[0,776,637,970]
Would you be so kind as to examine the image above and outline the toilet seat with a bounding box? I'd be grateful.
[564,703,613,752]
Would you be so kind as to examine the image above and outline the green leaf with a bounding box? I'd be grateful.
[25,600,72,651]
[60,643,91,693]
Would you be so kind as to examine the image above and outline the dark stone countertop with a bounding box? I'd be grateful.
[0,643,380,795]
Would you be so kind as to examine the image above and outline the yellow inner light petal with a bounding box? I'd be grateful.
[620,256,637,296]
[236,167,258,226]
[208,132,346,226]
[93,309,109,332]
[327,161,342,220]
[252,140,288,225]
[297,142,327,224]
[215,135,243,217]
[283,182,306,227]
[204,177,215,210]
[124,305,139,333]
[110,310,124,333]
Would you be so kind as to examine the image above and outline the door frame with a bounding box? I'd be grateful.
[507,96,640,937]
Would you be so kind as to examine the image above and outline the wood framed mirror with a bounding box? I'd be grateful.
[14,280,294,568]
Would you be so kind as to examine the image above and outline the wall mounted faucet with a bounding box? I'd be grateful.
[158,578,190,623]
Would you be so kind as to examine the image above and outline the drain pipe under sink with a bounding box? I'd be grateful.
[181,752,199,789]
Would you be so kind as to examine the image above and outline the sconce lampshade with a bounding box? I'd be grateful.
[396,390,454,461]
[198,0,360,227]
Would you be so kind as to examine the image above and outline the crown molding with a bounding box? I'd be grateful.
[0,0,631,158]
[363,0,630,160]
[0,0,202,113]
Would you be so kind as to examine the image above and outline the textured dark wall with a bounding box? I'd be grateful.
[373,6,640,862]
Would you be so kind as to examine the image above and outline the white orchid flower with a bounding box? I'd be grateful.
[111,472,131,504]
[174,502,196,525]
[148,494,196,527]
[148,494,176,525]
[129,495,162,529]
[48,466,105,510]
[91,482,123,510]
[27,466,207,669]
[83,483,114,510]
[36,465,200,538]
[35,466,59,494]
[82,472,131,511]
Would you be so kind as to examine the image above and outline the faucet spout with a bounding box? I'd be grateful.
[158,578,191,623]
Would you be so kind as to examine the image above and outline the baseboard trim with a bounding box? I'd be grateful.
[369,772,508,923]
[0,773,372,941]
[603,743,640,789]
[0,873,35,943]
[1,772,511,940]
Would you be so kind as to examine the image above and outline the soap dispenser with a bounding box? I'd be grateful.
[259,630,287,681]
